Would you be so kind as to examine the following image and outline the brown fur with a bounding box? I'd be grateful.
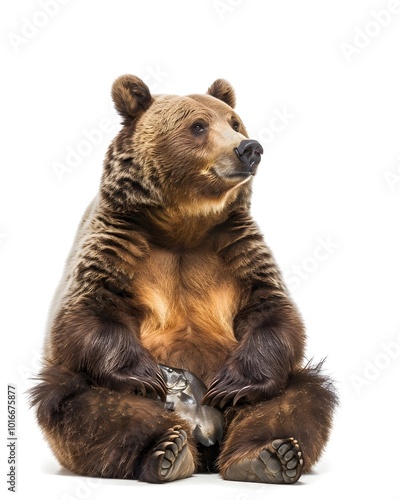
[31,75,337,482]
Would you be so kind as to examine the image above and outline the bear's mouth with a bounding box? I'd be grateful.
[211,165,257,182]
[224,170,255,179]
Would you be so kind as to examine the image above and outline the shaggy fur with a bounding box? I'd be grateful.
[31,75,337,483]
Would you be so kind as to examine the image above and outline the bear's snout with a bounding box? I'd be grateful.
[235,139,263,173]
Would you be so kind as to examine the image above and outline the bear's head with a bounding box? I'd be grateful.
[101,75,263,219]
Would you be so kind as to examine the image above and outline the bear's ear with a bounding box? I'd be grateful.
[207,79,236,108]
[111,75,153,122]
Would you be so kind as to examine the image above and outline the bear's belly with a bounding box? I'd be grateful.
[134,247,241,385]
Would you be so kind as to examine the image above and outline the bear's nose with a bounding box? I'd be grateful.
[234,140,264,170]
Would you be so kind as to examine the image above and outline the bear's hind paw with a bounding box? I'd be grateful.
[138,426,195,483]
[223,437,303,484]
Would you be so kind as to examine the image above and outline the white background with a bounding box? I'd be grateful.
[1,1,400,499]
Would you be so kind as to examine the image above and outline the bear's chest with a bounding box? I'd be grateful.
[133,246,241,381]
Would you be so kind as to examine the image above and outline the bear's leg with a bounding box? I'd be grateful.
[31,366,197,482]
[218,365,338,484]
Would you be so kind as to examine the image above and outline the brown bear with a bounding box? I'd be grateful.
[31,75,337,484]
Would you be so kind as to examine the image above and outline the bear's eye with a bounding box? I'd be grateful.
[192,122,206,134]
[232,121,240,132]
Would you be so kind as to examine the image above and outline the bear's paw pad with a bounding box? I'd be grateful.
[224,437,303,484]
[143,426,195,482]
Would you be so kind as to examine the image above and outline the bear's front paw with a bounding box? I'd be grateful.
[111,364,167,401]
[129,371,167,400]
[202,368,284,409]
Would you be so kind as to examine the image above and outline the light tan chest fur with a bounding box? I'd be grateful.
[133,246,241,384]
